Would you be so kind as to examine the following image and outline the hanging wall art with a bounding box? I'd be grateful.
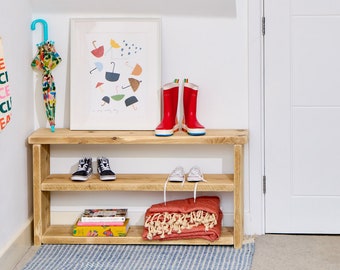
[0,37,12,132]
[70,18,161,130]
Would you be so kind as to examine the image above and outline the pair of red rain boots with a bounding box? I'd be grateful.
[155,79,205,136]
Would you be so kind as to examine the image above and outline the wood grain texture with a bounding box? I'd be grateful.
[42,174,234,192]
[233,144,244,249]
[42,226,234,245]
[28,128,248,145]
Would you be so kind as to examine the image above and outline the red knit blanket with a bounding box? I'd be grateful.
[143,196,222,241]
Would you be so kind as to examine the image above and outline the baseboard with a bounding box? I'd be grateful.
[0,217,33,270]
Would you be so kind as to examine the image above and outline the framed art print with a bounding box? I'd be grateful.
[70,18,161,130]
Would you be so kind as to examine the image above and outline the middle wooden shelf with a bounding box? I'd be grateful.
[42,174,234,192]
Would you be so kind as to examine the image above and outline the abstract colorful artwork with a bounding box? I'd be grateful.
[70,18,161,130]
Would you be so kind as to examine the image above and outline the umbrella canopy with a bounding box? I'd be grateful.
[31,19,62,132]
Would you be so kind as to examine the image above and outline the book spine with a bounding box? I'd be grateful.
[81,217,126,222]
[77,221,125,226]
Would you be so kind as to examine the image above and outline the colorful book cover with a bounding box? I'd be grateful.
[80,208,128,222]
[73,218,130,237]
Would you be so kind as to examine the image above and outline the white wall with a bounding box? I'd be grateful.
[0,0,34,258]
[29,0,263,235]
[31,1,247,130]
[0,0,264,263]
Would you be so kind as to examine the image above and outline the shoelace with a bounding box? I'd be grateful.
[188,167,207,203]
[164,167,185,204]
[163,180,168,205]
[99,159,110,171]
[164,167,208,204]
[78,160,88,171]
[193,183,199,203]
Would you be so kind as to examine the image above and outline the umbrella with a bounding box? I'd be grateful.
[125,96,138,110]
[105,62,120,82]
[91,40,104,58]
[90,62,103,74]
[111,85,125,101]
[101,96,110,106]
[105,39,121,56]
[95,82,104,92]
[31,19,62,132]
[122,78,141,92]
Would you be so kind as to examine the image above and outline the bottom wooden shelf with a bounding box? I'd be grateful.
[41,225,234,245]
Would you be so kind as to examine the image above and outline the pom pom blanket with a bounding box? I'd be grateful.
[143,196,222,241]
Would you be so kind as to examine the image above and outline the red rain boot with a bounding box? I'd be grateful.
[182,79,206,136]
[155,80,179,136]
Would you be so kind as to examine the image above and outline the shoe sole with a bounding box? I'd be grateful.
[182,125,206,136]
[168,179,184,182]
[99,176,116,181]
[71,173,92,181]
[155,125,179,136]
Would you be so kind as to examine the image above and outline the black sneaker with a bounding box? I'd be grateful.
[97,157,116,181]
[71,158,93,181]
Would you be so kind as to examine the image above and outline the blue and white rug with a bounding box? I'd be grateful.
[23,243,255,270]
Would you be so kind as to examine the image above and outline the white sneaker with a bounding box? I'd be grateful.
[187,166,207,203]
[187,166,206,182]
[167,166,185,182]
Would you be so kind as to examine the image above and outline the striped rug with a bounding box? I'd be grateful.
[23,243,254,270]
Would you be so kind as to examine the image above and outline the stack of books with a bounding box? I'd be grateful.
[73,208,130,237]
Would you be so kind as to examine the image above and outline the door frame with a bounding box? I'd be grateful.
[247,0,266,234]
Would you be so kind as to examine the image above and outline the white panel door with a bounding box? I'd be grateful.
[265,0,340,233]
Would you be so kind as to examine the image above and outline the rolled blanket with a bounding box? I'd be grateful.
[143,196,222,241]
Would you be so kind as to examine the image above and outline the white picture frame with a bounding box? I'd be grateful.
[70,18,161,130]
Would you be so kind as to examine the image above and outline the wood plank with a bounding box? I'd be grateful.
[33,144,51,246]
[41,174,234,192]
[27,128,248,145]
[233,144,244,249]
[42,225,234,245]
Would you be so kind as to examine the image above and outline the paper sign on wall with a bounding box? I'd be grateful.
[0,37,12,131]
